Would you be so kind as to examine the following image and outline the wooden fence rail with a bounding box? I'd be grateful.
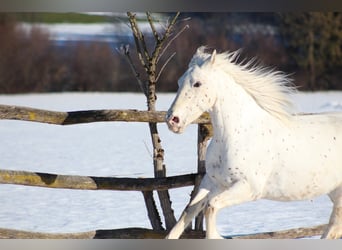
[0,104,326,239]
[0,224,327,239]
[0,103,212,238]
[0,104,211,125]
[0,169,199,191]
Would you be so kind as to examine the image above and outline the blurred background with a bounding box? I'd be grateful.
[0,12,341,94]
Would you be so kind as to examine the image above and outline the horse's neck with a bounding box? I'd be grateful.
[210,81,272,140]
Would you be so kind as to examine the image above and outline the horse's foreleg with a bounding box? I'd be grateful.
[322,205,342,239]
[204,180,254,239]
[322,187,342,239]
[165,188,209,239]
[205,205,223,239]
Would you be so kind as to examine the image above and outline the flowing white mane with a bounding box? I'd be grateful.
[190,46,296,122]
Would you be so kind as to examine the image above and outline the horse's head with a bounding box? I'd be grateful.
[166,47,217,133]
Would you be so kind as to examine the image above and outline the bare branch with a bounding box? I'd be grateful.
[156,52,176,82]
[155,17,168,31]
[157,14,191,63]
[150,12,180,74]
[119,45,148,97]
[157,24,189,64]
[164,13,180,38]
[180,17,192,22]
[113,16,132,30]
[127,12,150,71]
[146,12,160,42]
[153,14,189,33]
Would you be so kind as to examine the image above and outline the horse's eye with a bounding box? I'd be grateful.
[193,82,201,88]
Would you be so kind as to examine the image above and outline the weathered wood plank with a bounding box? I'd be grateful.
[142,191,164,231]
[0,227,203,239]
[0,104,211,125]
[231,224,326,239]
[0,169,199,191]
[0,228,96,239]
[0,224,326,239]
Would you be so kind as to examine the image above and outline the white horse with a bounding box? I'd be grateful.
[165,46,342,239]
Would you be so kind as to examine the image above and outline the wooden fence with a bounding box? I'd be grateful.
[0,104,326,239]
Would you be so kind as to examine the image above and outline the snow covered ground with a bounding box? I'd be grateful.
[0,91,342,237]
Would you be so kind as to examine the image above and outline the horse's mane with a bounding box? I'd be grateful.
[190,46,296,122]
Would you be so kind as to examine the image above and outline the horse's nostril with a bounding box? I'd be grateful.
[172,116,180,124]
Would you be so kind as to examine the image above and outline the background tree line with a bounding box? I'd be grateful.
[0,12,341,94]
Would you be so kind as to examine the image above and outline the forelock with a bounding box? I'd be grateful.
[189,46,211,67]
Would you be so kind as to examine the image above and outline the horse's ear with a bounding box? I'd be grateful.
[210,50,216,65]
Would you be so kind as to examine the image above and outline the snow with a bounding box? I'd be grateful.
[0,91,342,236]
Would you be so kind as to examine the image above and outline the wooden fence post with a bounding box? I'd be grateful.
[142,191,164,230]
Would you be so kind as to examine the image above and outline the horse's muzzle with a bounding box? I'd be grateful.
[165,112,183,133]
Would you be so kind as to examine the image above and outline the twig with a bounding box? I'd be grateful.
[162,12,180,42]
[119,45,148,97]
[156,52,176,82]
[150,12,180,77]
[146,12,160,42]
[143,140,153,159]
[114,16,132,30]
[127,12,150,72]
[131,13,150,64]
[157,24,189,64]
